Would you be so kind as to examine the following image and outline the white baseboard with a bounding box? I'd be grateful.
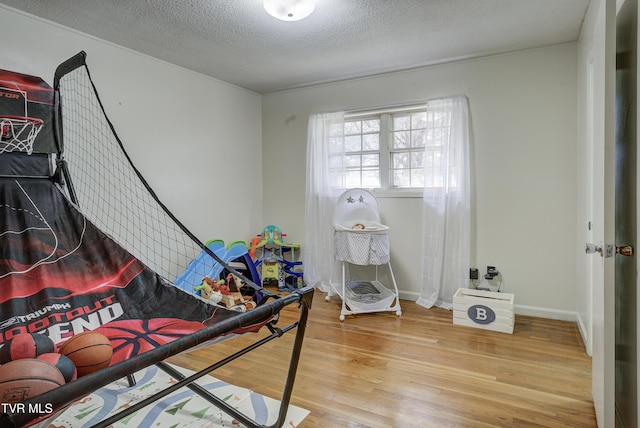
[575,312,592,356]
[400,292,582,325]
[399,290,420,301]
[514,304,577,321]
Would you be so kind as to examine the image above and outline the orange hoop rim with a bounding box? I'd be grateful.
[0,115,44,126]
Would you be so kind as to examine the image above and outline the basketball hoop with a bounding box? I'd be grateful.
[0,115,44,155]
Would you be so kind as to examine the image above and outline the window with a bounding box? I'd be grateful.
[390,111,428,188]
[341,117,381,188]
[330,105,441,191]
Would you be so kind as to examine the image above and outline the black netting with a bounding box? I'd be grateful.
[56,64,210,286]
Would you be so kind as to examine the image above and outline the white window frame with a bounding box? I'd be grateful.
[343,104,431,198]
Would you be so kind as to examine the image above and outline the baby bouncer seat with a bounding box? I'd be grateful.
[326,188,402,321]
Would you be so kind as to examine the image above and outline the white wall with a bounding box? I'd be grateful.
[262,44,579,318]
[0,6,264,244]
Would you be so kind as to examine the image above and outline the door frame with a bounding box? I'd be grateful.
[591,0,616,425]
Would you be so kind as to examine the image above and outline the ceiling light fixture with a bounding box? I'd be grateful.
[263,0,316,22]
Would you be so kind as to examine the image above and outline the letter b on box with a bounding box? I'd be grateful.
[468,304,496,324]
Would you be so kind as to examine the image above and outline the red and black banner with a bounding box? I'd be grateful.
[0,174,251,365]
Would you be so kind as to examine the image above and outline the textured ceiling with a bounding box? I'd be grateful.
[1,0,590,94]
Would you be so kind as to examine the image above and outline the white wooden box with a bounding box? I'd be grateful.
[453,288,515,334]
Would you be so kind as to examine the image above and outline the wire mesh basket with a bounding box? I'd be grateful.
[344,280,396,311]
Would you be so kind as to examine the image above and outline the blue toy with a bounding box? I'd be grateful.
[175,239,262,301]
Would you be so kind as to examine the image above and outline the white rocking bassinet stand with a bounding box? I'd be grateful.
[326,188,402,321]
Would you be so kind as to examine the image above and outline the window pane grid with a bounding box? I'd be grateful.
[390,110,430,188]
[340,105,455,191]
[342,117,381,188]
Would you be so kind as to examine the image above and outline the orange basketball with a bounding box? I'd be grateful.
[0,359,65,404]
[58,331,112,377]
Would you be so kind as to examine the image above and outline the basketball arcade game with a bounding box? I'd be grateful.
[0,52,313,428]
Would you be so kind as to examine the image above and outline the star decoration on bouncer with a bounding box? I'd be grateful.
[346,194,366,204]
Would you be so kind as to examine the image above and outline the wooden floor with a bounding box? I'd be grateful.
[168,289,597,427]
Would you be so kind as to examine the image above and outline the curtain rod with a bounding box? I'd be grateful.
[344,94,465,118]
[345,102,428,118]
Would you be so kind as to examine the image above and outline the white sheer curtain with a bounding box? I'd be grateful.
[417,96,470,310]
[303,111,345,292]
